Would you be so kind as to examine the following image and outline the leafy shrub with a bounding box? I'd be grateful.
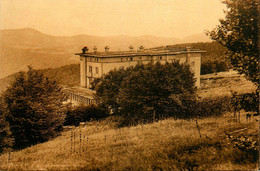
[180,96,233,119]
[226,134,258,163]
[239,91,259,114]
[201,60,216,75]
[201,60,229,75]
[215,60,229,72]
[64,104,108,126]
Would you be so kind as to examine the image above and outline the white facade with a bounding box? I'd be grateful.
[76,47,204,88]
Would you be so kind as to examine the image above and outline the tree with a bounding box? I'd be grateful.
[94,67,132,114]
[0,98,12,153]
[118,62,196,120]
[208,0,259,84]
[3,67,66,149]
[94,61,197,122]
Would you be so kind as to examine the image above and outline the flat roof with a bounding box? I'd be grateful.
[75,49,206,58]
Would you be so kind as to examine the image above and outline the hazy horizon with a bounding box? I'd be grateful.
[0,27,211,40]
[0,0,226,39]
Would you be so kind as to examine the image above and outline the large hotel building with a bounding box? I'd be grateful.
[75,46,204,89]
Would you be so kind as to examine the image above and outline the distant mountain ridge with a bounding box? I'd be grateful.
[0,28,211,51]
[0,28,211,79]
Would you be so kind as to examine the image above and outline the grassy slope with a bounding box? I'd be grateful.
[199,70,257,98]
[0,64,80,93]
[152,42,228,62]
[39,64,80,87]
[0,45,77,79]
[0,114,258,170]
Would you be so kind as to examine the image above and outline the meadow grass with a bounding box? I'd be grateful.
[0,112,258,170]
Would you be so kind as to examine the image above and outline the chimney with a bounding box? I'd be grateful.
[82,46,89,54]
[129,45,134,52]
[186,46,191,64]
[93,46,97,53]
[139,46,144,51]
[105,46,110,52]
[186,46,191,51]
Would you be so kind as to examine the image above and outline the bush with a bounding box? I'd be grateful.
[239,91,259,114]
[201,60,229,75]
[180,96,233,119]
[64,104,108,126]
[226,134,258,163]
[201,60,216,75]
[215,60,229,72]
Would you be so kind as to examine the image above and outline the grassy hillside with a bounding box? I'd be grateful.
[152,42,228,62]
[0,114,257,170]
[40,64,80,87]
[199,70,257,98]
[0,46,77,79]
[0,73,18,93]
[0,64,80,93]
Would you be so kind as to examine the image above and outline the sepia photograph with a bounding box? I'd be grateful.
[0,0,259,170]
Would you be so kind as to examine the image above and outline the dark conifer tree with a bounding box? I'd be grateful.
[3,67,66,149]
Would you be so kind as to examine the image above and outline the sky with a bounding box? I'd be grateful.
[0,0,226,38]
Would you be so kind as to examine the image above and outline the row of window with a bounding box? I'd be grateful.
[88,61,195,74]
[87,56,165,62]
[89,66,99,74]
[86,54,197,63]
[121,56,163,61]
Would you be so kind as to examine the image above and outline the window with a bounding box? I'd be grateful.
[95,67,99,74]
[130,57,133,61]
[89,66,92,73]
